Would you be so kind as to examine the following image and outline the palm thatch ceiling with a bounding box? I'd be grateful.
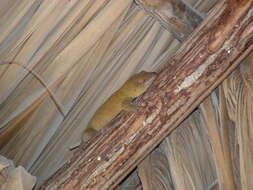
[0,0,252,189]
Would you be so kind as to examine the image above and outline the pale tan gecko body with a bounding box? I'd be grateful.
[82,71,157,143]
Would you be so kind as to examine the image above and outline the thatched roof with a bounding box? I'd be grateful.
[0,0,252,189]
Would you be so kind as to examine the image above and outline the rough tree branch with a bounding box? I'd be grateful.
[41,0,253,189]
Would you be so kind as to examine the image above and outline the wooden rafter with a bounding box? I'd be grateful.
[135,0,204,41]
[41,0,253,189]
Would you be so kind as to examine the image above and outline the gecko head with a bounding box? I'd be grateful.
[125,71,157,97]
[136,71,157,88]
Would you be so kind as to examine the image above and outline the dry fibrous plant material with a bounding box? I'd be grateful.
[0,155,36,190]
[0,0,252,189]
[221,52,253,189]
[138,109,217,190]
[138,147,173,190]
[41,0,253,188]
[0,0,179,187]
[200,94,237,190]
[162,110,217,190]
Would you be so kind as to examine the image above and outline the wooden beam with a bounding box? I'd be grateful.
[135,0,204,41]
[41,0,253,189]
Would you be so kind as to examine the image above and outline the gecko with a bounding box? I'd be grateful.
[81,71,157,143]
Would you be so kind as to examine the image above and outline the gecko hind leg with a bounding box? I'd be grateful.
[82,127,98,143]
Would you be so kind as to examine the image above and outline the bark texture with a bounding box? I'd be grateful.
[41,0,253,189]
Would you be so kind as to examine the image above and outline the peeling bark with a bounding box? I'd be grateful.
[41,0,253,189]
